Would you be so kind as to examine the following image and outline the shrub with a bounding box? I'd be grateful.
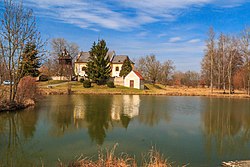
[83,80,91,88]
[79,78,84,83]
[107,81,115,88]
[16,76,38,103]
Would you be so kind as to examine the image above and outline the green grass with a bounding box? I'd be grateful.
[38,81,146,94]
[37,80,68,86]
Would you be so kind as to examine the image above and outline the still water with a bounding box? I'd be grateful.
[0,95,250,166]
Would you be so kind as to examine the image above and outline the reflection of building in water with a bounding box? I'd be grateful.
[111,95,140,120]
[123,95,140,118]
[73,105,85,128]
[111,96,123,120]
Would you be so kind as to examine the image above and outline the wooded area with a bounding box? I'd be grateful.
[202,27,250,95]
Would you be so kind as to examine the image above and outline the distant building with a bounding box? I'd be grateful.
[124,70,144,89]
[58,49,73,80]
[74,50,134,78]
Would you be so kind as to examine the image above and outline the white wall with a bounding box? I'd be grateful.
[111,64,123,77]
[74,63,87,77]
[124,71,141,89]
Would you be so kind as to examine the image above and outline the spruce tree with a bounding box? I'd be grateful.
[86,40,111,85]
[119,58,132,77]
[21,43,40,77]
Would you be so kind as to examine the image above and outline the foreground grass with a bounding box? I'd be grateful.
[37,81,250,98]
[60,144,183,167]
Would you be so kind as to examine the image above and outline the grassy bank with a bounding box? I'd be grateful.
[38,81,250,99]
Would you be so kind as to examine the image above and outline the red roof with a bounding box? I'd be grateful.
[133,71,144,80]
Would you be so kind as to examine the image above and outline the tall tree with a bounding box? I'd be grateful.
[20,43,40,77]
[86,39,111,85]
[119,58,132,77]
[240,28,250,95]
[217,33,227,92]
[0,0,44,103]
[226,36,243,94]
[206,27,216,93]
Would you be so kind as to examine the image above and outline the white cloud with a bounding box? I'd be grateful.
[23,0,249,31]
[188,39,201,43]
[169,37,182,43]
[158,33,168,38]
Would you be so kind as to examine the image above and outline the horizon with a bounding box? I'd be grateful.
[1,0,250,72]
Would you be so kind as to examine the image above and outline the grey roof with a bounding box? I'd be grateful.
[75,50,115,63]
[76,52,90,63]
[111,55,134,64]
[111,55,128,64]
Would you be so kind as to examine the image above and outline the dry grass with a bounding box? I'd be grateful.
[59,144,180,167]
[37,81,250,99]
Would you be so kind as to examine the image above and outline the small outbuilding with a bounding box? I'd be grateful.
[124,71,144,89]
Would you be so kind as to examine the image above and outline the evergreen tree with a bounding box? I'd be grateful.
[86,40,111,85]
[20,43,40,77]
[119,58,132,77]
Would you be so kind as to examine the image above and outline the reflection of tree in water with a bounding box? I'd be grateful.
[120,114,131,129]
[20,107,39,139]
[138,96,171,126]
[202,99,250,157]
[85,95,113,145]
[49,96,75,136]
[0,109,39,166]
[50,105,73,136]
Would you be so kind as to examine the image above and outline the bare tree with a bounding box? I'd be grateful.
[47,38,79,76]
[137,54,161,84]
[0,0,45,103]
[205,27,216,93]
[50,38,79,59]
[217,33,227,93]
[160,60,175,86]
[240,28,250,95]
[181,71,200,87]
[226,36,243,94]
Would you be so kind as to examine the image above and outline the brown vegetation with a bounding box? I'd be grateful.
[0,76,40,112]
[60,145,177,167]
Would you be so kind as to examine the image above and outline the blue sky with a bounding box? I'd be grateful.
[2,0,250,71]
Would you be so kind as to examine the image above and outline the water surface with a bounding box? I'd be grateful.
[0,95,250,166]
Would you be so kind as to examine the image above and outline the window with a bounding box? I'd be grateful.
[82,67,86,71]
[116,67,119,71]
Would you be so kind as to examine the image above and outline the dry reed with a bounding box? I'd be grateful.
[60,144,187,167]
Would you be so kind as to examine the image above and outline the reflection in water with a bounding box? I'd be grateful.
[84,95,113,145]
[1,95,249,166]
[138,96,171,126]
[111,95,140,120]
[202,99,250,157]
[0,107,39,166]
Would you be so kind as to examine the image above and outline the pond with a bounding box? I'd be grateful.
[0,95,250,166]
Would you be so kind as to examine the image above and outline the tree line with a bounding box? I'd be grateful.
[202,27,250,95]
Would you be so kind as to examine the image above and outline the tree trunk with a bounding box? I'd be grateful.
[210,53,213,94]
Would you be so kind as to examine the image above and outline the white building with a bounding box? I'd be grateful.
[124,71,144,89]
[74,51,134,78]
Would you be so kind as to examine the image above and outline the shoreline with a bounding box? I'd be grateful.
[38,87,250,99]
